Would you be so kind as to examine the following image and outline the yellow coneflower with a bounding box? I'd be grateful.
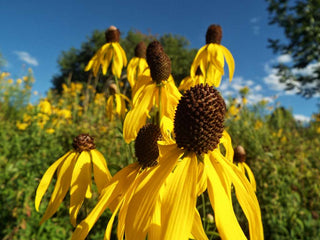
[71,124,208,240]
[190,24,235,87]
[35,134,112,227]
[149,84,263,239]
[234,145,257,192]
[123,41,181,143]
[127,41,148,91]
[106,83,131,122]
[85,26,127,78]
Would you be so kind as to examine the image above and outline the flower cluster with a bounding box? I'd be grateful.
[35,24,264,240]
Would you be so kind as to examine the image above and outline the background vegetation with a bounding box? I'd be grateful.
[1,62,319,239]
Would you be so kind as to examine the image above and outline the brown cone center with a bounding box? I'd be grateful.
[73,134,96,152]
[174,84,226,155]
[135,124,162,169]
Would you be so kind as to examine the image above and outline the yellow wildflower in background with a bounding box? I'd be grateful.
[106,83,131,122]
[0,71,10,78]
[94,93,106,106]
[35,134,112,227]
[85,26,127,78]
[16,122,29,130]
[254,120,263,130]
[16,78,22,85]
[38,99,52,115]
[45,128,55,134]
[234,145,257,192]
[190,24,235,87]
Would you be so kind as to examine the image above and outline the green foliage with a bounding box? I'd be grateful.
[226,101,320,240]
[266,0,320,97]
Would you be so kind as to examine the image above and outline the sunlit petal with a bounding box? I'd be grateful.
[40,152,77,224]
[35,151,72,211]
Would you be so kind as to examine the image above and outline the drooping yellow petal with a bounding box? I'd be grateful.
[104,200,122,240]
[147,196,162,240]
[90,149,112,193]
[114,93,122,117]
[204,155,247,240]
[106,95,114,121]
[212,151,264,240]
[132,73,152,101]
[190,45,207,78]
[190,208,209,240]
[117,171,145,240]
[35,151,72,211]
[117,43,127,67]
[208,44,224,73]
[123,84,157,143]
[124,143,183,239]
[40,152,77,224]
[220,45,235,81]
[127,57,139,87]
[69,151,92,227]
[112,43,124,78]
[71,163,140,240]
[101,47,113,75]
[219,130,234,161]
[243,162,257,192]
[160,153,198,240]
[196,161,207,196]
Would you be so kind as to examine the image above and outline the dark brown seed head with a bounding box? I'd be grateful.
[73,134,96,152]
[234,145,246,163]
[105,26,120,43]
[135,124,162,169]
[135,41,147,58]
[206,24,222,44]
[146,41,171,84]
[174,84,226,155]
[109,83,118,95]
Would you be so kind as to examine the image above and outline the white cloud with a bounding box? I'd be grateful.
[277,54,292,64]
[254,85,262,91]
[219,76,274,105]
[292,62,320,76]
[250,17,260,35]
[294,114,310,123]
[14,51,39,66]
[263,57,320,96]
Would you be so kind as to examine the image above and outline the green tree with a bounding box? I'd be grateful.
[51,29,196,92]
[266,0,320,97]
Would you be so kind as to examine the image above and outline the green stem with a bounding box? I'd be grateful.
[201,193,207,230]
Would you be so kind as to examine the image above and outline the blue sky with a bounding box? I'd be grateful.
[1,0,319,121]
